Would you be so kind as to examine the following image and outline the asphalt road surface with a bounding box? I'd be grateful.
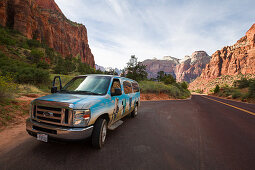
[1,95,255,170]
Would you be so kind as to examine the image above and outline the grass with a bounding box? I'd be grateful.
[139,81,190,99]
[0,99,30,129]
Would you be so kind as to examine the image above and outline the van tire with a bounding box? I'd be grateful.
[131,105,138,118]
[91,118,107,149]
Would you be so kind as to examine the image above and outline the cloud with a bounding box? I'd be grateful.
[55,0,255,69]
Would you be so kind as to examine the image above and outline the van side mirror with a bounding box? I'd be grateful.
[112,88,122,96]
[51,86,58,93]
[51,76,62,93]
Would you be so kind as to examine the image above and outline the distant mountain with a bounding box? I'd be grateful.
[190,24,255,92]
[95,64,121,75]
[175,51,211,82]
[95,64,105,72]
[142,51,210,82]
[142,57,179,79]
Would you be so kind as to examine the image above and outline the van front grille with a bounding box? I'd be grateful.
[34,105,71,126]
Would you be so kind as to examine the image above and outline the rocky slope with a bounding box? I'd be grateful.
[175,51,211,82]
[0,0,95,67]
[142,57,179,79]
[142,52,210,82]
[190,24,255,92]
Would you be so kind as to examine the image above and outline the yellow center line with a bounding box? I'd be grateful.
[201,96,255,116]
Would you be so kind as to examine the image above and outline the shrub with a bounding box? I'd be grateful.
[16,67,50,85]
[29,49,44,63]
[139,81,190,99]
[27,39,41,48]
[0,74,17,101]
[214,85,220,94]
[248,80,255,98]
[37,61,49,69]
[180,82,188,90]
[232,91,241,99]
[234,78,250,89]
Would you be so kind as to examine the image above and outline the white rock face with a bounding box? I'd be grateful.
[162,56,180,64]
[190,51,210,64]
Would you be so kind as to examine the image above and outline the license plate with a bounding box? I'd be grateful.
[37,133,48,142]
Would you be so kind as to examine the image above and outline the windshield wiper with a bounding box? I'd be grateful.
[73,91,101,95]
[59,89,71,93]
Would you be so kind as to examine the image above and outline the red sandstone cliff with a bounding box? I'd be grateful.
[0,0,95,67]
[175,51,210,82]
[190,24,255,92]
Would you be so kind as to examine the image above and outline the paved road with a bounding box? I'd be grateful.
[1,95,255,170]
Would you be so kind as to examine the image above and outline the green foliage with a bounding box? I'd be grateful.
[156,71,176,85]
[29,49,44,63]
[234,78,250,89]
[163,74,176,85]
[157,71,165,81]
[27,39,41,48]
[0,51,50,85]
[180,81,188,90]
[77,62,95,75]
[214,85,220,94]
[0,27,16,46]
[232,91,242,99]
[37,61,49,69]
[248,80,255,98]
[125,55,148,81]
[16,67,50,84]
[0,74,17,101]
[139,81,190,99]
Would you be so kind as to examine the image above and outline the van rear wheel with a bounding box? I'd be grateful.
[131,105,138,118]
[91,118,107,149]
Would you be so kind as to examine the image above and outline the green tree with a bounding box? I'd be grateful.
[214,85,220,94]
[163,74,176,85]
[181,81,188,90]
[125,55,147,81]
[29,49,44,63]
[157,71,165,82]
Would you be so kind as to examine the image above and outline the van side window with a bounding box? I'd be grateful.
[132,82,140,93]
[123,81,132,94]
[111,79,121,94]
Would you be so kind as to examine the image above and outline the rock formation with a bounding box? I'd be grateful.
[142,57,179,79]
[175,51,211,82]
[0,0,95,67]
[142,52,210,82]
[190,24,255,92]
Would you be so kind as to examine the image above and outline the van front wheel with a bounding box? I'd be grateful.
[91,118,107,149]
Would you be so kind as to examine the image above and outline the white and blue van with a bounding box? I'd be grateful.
[26,75,140,149]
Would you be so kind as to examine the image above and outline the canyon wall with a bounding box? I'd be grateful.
[0,0,95,67]
[190,24,255,92]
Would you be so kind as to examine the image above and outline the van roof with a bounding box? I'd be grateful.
[76,74,138,83]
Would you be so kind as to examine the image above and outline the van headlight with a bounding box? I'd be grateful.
[73,109,91,127]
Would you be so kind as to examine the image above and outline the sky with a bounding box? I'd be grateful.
[55,0,255,69]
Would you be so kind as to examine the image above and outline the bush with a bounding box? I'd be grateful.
[16,67,50,85]
[37,61,49,69]
[0,74,17,101]
[248,80,255,98]
[180,82,188,90]
[29,49,44,63]
[27,39,41,48]
[232,91,241,99]
[139,81,190,99]
[214,85,220,94]
[234,78,250,89]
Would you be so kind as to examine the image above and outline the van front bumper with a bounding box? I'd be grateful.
[26,118,93,141]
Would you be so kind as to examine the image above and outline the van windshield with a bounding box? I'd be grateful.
[60,76,111,95]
